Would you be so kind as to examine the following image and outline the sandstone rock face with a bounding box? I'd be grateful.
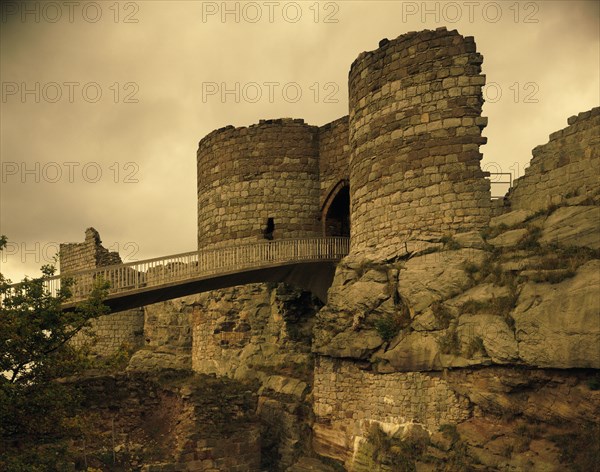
[513,260,600,368]
[457,314,518,363]
[379,331,442,371]
[72,372,262,471]
[398,249,486,315]
[189,283,322,470]
[487,228,528,248]
[453,231,486,249]
[489,209,534,229]
[540,205,600,249]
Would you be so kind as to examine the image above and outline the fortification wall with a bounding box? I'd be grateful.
[61,228,144,357]
[348,28,491,253]
[196,118,322,249]
[319,116,350,208]
[508,107,600,212]
[312,357,471,465]
[59,227,121,273]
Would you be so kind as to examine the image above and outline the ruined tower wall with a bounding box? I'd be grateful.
[60,229,144,357]
[196,118,322,249]
[59,228,122,273]
[319,116,350,208]
[508,107,600,212]
[348,28,491,254]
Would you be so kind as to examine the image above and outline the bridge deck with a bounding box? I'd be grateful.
[8,238,350,310]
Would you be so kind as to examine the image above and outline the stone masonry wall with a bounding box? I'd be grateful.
[312,357,471,465]
[73,310,145,357]
[62,228,144,357]
[349,28,491,254]
[319,116,350,210]
[508,107,600,212]
[196,119,322,250]
[59,227,121,273]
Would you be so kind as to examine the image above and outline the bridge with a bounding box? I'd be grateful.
[29,238,350,312]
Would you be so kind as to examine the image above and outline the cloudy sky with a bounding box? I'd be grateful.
[1,0,598,281]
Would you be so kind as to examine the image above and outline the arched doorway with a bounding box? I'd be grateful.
[321,180,350,237]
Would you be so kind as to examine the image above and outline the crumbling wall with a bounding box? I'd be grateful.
[348,28,491,254]
[59,227,121,273]
[508,107,600,211]
[61,228,144,357]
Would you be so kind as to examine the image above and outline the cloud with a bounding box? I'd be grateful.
[1,0,598,281]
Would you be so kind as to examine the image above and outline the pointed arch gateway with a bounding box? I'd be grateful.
[321,179,350,237]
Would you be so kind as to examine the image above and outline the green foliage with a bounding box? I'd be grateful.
[459,293,517,333]
[0,236,110,470]
[460,295,517,318]
[462,261,480,277]
[526,204,559,222]
[440,235,461,250]
[431,302,452,329]
[439,424,459,444]
[374,305,410,342]
[481,223,508,241]
[436,424,475,471]
[516,226,542,250]
[464,336,486,358]
[587,374,600,391]
[366,423,428,471]
[549,422,600,472]
[437,328,460,355]
[527,245,600,284]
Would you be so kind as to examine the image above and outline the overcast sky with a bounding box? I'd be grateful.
[1,0,598,281]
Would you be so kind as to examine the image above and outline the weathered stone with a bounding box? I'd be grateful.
[513,260,600,368]
[453,230,486,249]
[487,228,528,248]
[445,283,510,310]
[457,314,518,363]
[539,205,600,249]
[489,209,533,229]
[328,279,390,313]
[287,457,338,472]
[398,249,486,314]
[379,331,442,371]
[509,108,600,212]
[316,329,383,359]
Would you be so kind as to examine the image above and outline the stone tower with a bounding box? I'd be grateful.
[348,28,491,253]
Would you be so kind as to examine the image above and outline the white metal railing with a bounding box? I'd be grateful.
[6,238,349,304]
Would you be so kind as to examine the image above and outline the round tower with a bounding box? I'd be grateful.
[348,28,491,254]
[197,118,322,250]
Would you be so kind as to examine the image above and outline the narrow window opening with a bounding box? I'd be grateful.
[264,217,275,240]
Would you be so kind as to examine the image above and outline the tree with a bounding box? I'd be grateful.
[0,236,109,471]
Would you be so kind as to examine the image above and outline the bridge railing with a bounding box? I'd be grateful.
[8,237,349,304]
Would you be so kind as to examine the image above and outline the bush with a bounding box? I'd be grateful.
[437,329,460,355]
[464,336,486,358]
[431,302,453,329]
[366,423,428,470]
[374,305,410,342]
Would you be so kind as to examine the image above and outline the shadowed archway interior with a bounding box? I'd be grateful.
[322,182,350,238]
